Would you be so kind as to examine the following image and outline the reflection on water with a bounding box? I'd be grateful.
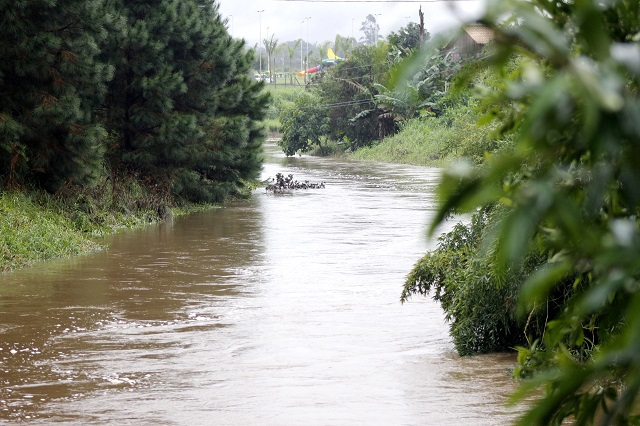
[0,144,522,424]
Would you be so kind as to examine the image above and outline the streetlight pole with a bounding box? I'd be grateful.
[304,16,311,75]
[301,18,310,83]
[300,19,304,75]
[267,26,270,80]
[257,10,264,77]
[352,18,354,41]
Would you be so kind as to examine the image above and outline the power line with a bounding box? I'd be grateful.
[297,99,373,110]
[272,98,374,112]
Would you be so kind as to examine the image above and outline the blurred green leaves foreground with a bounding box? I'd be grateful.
[403,0,640,423]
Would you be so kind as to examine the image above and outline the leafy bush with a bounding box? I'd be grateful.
[278,91,330,156]
[422,0,640,422]
[314,43,391,149]
[403,206,555,355]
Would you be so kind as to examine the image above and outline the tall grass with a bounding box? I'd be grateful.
[265,84,304,97]
[0,172,204,271]
[351,106,505,167]
[0,192,102,271]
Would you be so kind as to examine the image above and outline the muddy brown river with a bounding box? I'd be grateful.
[1,143,522,424]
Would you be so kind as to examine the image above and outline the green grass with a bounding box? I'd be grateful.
[0,172,219,272]
[263,85,306,134]
[0,191,102,271]
[351,118,450,166]
[350,107,505,167]
[264,84,304,96]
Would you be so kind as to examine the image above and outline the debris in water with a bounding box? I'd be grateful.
[265,173,325,193]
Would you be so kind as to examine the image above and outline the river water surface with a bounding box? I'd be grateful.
[1,143,521,424]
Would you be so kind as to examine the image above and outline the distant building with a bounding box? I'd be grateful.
[444,25,495,60]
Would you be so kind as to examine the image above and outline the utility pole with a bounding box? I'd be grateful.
[267,27,271,81]
[352,18,354,40]
[300,19,304,76]
[257,10,264,77]
[305,16,311,83]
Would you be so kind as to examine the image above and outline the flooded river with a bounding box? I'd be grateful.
[1,143,521,424]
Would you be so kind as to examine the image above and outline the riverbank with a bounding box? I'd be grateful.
[0,185,218,272]
[0,192,104,272]
[277,100,504,168]
[348,110,503,167]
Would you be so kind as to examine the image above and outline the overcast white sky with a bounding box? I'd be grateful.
[217,0,485,47]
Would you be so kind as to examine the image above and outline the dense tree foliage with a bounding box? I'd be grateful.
[278,21,449,157]
[0,0,268,204]
[105,0,267,202]
[314,43,391,149]
[0,0,115,191]
[387,22,426,53]
[375,44,464,127]
[276,21,442,157]
[403,206,564,355]
[404,0,640,423]
[278,91,330,156]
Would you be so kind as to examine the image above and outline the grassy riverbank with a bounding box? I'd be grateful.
[349,106,504,167]
[268,87,506,167]
[0,192,103,271]
[0,181,218,272]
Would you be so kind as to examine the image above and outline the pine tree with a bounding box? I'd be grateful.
[105,0,194,188]
[107,0,269,202]
[178,41,269,202]
[0,0,115,191]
